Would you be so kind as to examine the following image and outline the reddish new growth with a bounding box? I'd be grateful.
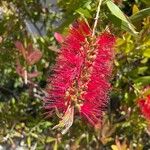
[138,95,150,121]
[15,41,42,80]
[44,20,115,128]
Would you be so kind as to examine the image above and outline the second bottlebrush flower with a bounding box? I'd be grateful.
[44,20,115,133]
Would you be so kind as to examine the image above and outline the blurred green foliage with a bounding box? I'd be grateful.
[0,0,150,149]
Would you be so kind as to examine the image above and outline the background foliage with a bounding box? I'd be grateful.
[0,0,150,149]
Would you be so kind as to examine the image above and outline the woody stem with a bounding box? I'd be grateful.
[92,0,103,37]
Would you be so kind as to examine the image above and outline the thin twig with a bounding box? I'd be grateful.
[92,0,103,37]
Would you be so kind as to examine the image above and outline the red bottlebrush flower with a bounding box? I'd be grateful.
[44,20,115,130]
[138,95,150,121]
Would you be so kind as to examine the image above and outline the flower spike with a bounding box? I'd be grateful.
[44,20,115,131]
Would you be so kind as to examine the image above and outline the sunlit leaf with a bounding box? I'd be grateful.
[143,49,150,58]
[111,145,119,150]
[106,0,138,35]
[138,67,148,74]
[30,133,38,138]
[27,136,31,148]
[76,7,92,18]
[46,137,56,143]
[132,5,139,15]
[54,140,58,150]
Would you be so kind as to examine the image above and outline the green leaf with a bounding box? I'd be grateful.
[143,49,150,58]
[27,136,31,148]
[39,121,53,128]
[130,7,150,23]
[53,140,58,150]
[30,133,38,138]
[107,0,127,22]
[138,66,148,74]
[57,0,91,32]
[141,0,150,6]
[83,1,92,10]
[134,76,150,85]
[132,4,139,15]
[106,0,138,35]
[76,8,92,18]
[46,137,56,143]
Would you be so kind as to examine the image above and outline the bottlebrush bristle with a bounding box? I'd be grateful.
[138,95,150,121]
[44,20,115,128]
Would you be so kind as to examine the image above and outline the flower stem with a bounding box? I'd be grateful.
[92,0,103,37]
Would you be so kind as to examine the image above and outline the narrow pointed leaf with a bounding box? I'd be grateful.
[130,7,150,23]
[106,0,138,35]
